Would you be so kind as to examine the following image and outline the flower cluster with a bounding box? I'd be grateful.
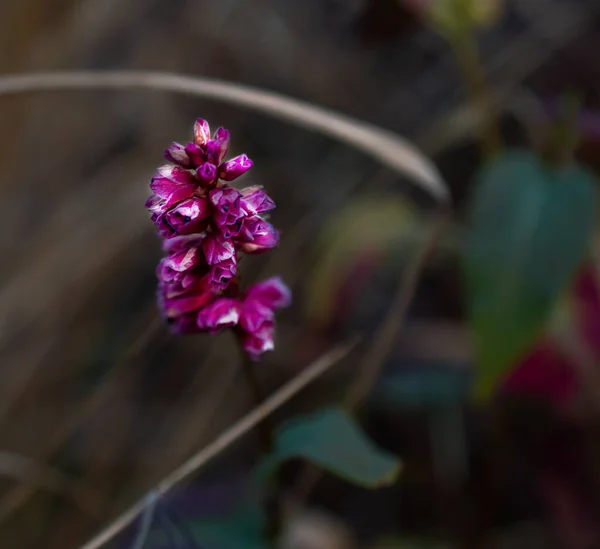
[146,118,291,359]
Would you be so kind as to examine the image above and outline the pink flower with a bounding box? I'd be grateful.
[209,186,246,237]
[160,285,215,319]
[196,162,218,186]
[240,186,276,215]
[148,117,289,350]
[238,322,275,360]
[205,128,230,165]
[202,233,235,265]
[218,154,253,181]
[246,276,292,309]
[155,197,211,238]
[164,142,192,168]
[208,257,237,290]
[146,165,197,216]
[157,247,203,285]
[162,119,249,184]
[193,118,212,147]
[197,298,241,333]
[235,217,280,254]
[234,277,292,360]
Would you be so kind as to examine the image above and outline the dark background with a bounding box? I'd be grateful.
[0,1,599,548]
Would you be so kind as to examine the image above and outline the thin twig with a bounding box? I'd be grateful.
[0,71,449,203]
[293,208,450,501]
[79,338,359,549]
[345,208,450,408]
[449,30,501,157]
[0,451,104,518]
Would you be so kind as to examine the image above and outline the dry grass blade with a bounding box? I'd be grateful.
[0,451,103,518]
[345,209,451,408]
[0,315,162,525]
[293,207,450,502]
[0,71,449,203]
[79,337,359,549]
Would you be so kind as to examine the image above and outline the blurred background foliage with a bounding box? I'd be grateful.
[1,0,600,548]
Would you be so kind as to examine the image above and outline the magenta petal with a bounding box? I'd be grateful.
[202,233,235,265]
[218,154,253,181]
[238,323,275,361]
[162,291,215,318]
[157,197,211,237]
[240,300,273,333]
[197,298,241,332]
[164,142,192,168]
[500,340,577,408]
[205,128,230,164]
[209,186,244,230]
[156,165,196,185]
[240,186,276,214]
[161,271,211,299]
[237,218,280,254]
[184,142,206,167]
[194,118,211,146]
[208,257,237,290]
[196,163,218,186]
[162,234,205,254]
[164,247,203,273]
[145,193,165,213]
[147,184,197,217]
[149,175,195,199]
[246,276,292,310]
[212,127,230,160]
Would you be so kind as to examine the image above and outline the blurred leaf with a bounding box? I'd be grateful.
[406,0,503,33]
[369,534,453,549]
[463,150,597,399]
[147,496,267,549]
[259,407,400,488]
[369,362,472,409]
[306,195,417,327]
[306,195,459,328]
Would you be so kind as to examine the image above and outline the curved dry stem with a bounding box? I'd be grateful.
[79,338,358,549]
[0,71,449,203]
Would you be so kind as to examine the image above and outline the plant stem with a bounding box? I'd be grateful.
[238,350,279,549]
[449,27,501,158]
[541,93,581,167]
[239,352,273,453]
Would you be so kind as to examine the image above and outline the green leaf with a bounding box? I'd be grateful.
[463,150,597,399]
[186,503,266,549]
[369,363,472,409]
[148,497,267,549]
[306,195,460,328]
[259,407,400,488]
